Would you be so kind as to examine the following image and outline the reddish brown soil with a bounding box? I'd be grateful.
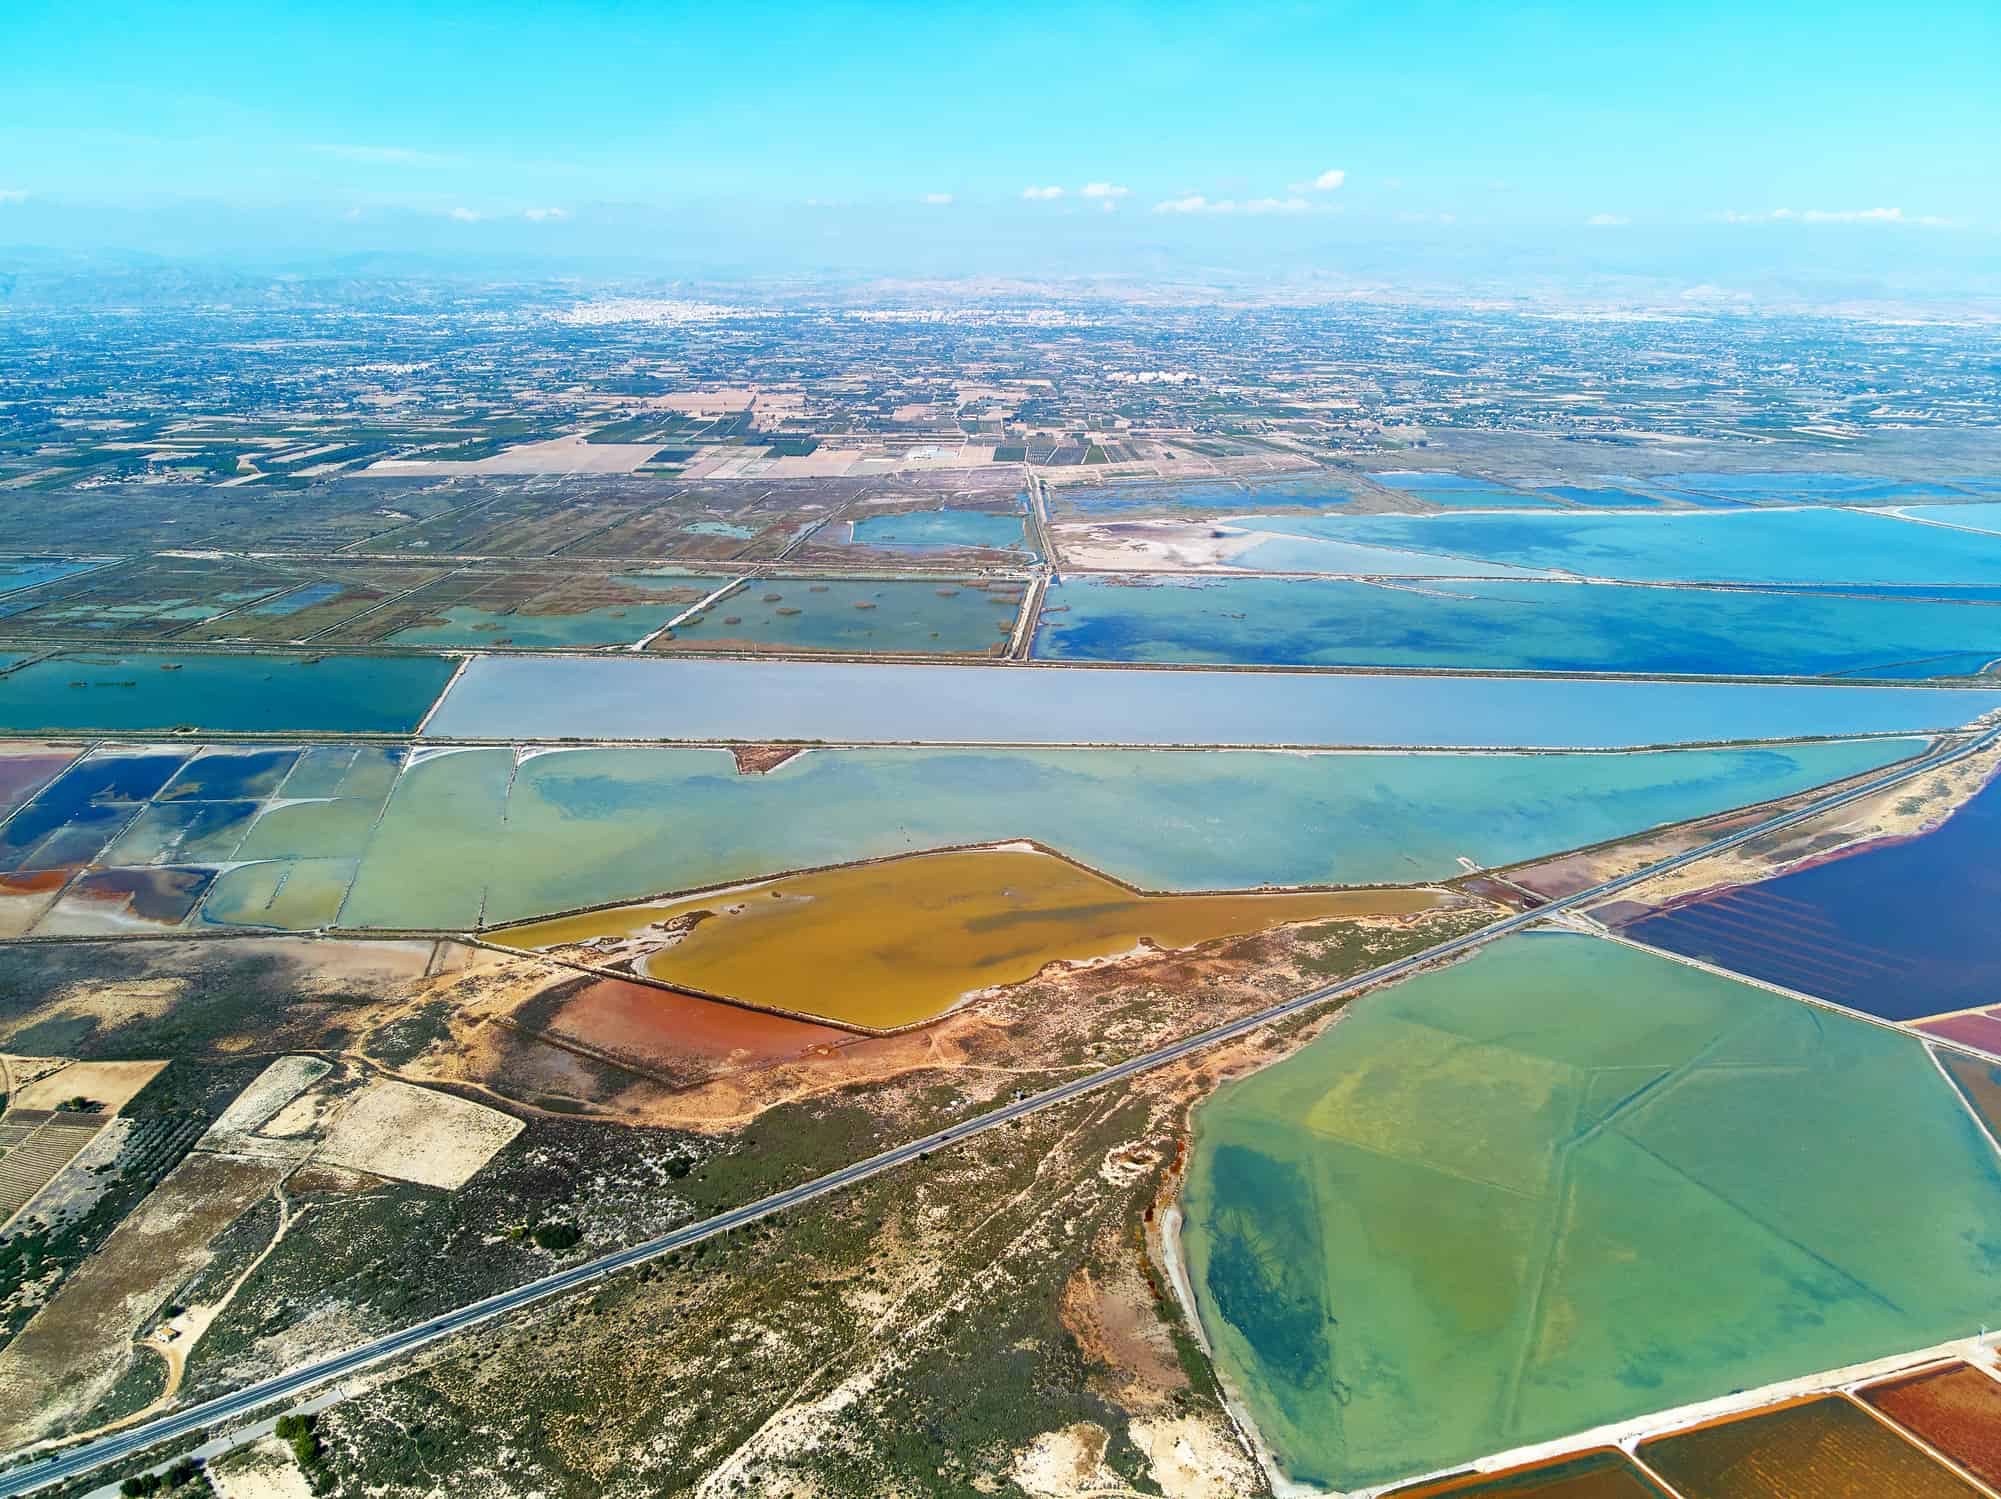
[1388,1448,1668,1497]
[1864,1364,2001,1485]
[1913,1010,2001,1054]
[544,976,851,1065]
[729,745,804,775]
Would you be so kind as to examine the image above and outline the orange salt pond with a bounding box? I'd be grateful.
[1388,1449,1668,1498]
[492,845,1449,1031]
[1638,1396,1983,1499]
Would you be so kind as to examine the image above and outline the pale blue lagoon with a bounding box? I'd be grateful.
[420,655,2001,747]
[1227,508,2001,585]
[328,737,1921,929]
[1033,574,2001,677]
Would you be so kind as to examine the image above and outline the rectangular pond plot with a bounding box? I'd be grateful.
[0,748,190,870]
[0,652,457,735]
[33,865,219,936]
[0,556,313,640]
[1404,487,1573,510]
[1530,487,1665,509]
[420,654,2001,748]
[651,577,1022,656]
[1050,475,1364,518]
[1227,509,2001,587]
[1030,574,2001,677]
[0,744,82,819]
[1620,766,2001,1022]
[1637,1397,1985,1498]
[1862,1363,2001,1488]
[833,507,1034,557]
[0,559,102,596]
[1898,502,2001,538]
[327,738,1920,933]
[321,570,714,650]
[1914,1008,2001,1055]
[1176,932,2001,1491]
[1931,1050,2001,1143]
[1655,473,1976,503]
[1387,1450,1670,1498]
[195,857,358,931]
[157,747,301,802]
[176,564,450,643]
[97,799,259,866]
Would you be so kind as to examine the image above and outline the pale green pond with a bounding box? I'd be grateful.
[1179,932,2001,1491]
[319,737,1914,929]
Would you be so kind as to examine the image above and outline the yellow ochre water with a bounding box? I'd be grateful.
[492,845,1448,1030]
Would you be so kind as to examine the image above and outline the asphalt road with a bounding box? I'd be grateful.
[4,721,1992,1496]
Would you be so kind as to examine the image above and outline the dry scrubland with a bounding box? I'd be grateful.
[0,895,1486,1496]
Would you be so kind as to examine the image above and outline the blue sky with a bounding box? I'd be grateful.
[4,0,1997,286]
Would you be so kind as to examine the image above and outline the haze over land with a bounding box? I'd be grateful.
[7,5,2001,1499]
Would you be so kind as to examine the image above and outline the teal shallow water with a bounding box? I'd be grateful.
[381,572,708,648]
[846,508,1034,554]
[1033,574,2001,677]
[664,577,1020,655]
[326,737,1916,928]
[423,655,2001,747]
[1181,932,2001,1491]
[0,652,455,734]
[1229,508,2001,585]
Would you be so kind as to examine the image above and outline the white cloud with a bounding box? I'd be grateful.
[1288,168,1346,193]
[921,192,954,205]
[1586,213,1630,227]
[308,143,452,167]
[1081,182,1129,199]
[449,207,481,222]
[524,207,569,221]
[1728,206,1948,227]
[1247,196,1311,216]
[1022,185,1065,200]
[1154,194,1221,214]
[0,189,26,205]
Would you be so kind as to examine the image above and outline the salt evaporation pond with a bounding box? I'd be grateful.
[419,655,2001,747]
[1178,932,2001,1491]
[1051,475,1362,516]
[0,652,456,734]
[380,572,709,649]
[1622,761,2001,1021]
[0,558,101,597]
[1033,574,2001,677]
[845,509,1034,554]
[1227,507,2001,585]
[1897,502,2001,537]
[324,737,1915,929]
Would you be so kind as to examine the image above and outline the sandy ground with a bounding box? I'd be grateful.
[313,1077,522,1190]
[208,1057,332,1137]
[368,434,660,477]
[1574,733,2001,913]
[1011,1422,1122,1496]
[1049,519,1266,571]
[8,1059,166,1114]
[209,1436,314,1499]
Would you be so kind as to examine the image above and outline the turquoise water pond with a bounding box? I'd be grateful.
[0,652,456,734]
[326,737,1917,929]
[1033,574,2001,678]
[846,508,1033,553]
[1181,931,2001,1490]
[421,655,2001,747]
[1228,508,2001,585]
